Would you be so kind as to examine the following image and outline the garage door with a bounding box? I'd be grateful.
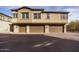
[19,26,26,32]
[49,26,63,32]
[29,25,45,33]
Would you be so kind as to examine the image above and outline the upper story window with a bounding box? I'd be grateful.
[13,13,17,18]
[22,12,29,19]
[46,13,50,19]
[61,14,68,19]
[33,13,41,19]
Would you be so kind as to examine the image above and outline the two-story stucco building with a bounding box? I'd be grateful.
[10,6,69,33]
[0,13,12,32]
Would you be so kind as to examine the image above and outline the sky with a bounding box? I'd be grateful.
[0,6,79,22]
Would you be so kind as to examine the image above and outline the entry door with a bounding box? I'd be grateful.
[19,25,26,32]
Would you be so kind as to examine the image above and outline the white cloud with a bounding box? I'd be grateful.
[6,6,20,9]
[62,8,79,22]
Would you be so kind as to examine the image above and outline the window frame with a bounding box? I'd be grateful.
[33,13,41,19]
[22,12,29,19]
[46,13,50,19]
[13,13,18,18]
[61,14,68,20]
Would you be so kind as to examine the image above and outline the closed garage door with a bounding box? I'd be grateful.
[30,25,45,33]
[49,26,63,33]
[19,26,26,32]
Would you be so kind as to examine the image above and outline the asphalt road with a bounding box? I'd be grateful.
[0,33,79,52]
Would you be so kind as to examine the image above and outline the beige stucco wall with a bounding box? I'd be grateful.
[0,20,11,32]
[0,14,11,22]
[32,13,67,23]
[0,13,12,32]
[11,18,18,23]
[45,25,49,33]
[27,25,30,33]
[64,24,67,33]
[14,25,19,32]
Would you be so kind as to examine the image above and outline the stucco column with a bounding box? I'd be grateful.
[27,25,29,33]
[45,25,49,33]
[14,25,19,32]
[8,24,10,32]
[64,24,67,33]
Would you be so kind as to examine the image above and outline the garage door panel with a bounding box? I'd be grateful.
[30,26,44,33]
[49,26,63,32]
[19,26,26,32]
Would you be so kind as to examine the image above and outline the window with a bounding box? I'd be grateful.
[47,13,50,19]
[61,14,68,19]
[22,12,29,19]
[34,13,41,19]
[13,13,17,18]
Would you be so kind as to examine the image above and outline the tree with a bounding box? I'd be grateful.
[75,20,79,32]
[67,21,77,32]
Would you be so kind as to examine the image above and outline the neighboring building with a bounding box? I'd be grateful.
[0,13,12,32]
[10,6,69,33]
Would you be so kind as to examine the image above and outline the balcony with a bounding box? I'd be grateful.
[11,18,68,24]
[31,19,68,24]
[11,18,18,23]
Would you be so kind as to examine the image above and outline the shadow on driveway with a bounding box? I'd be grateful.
[0,34,79,52]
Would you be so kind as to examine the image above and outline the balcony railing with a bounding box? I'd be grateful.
[11,18,68,24]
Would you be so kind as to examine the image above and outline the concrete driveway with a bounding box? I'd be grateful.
[45,32,79,41]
